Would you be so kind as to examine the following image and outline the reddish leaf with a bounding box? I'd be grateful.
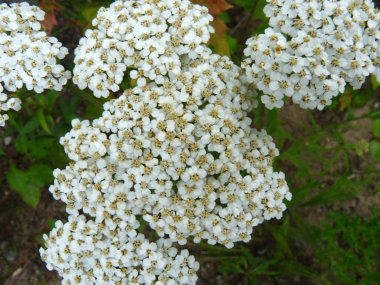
[39,0,64,36]
[339,90,352,111]
[210,17,230,57]
[192,0,233,57]
[192,0,233,16]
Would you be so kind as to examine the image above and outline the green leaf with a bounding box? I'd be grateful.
[7,165,40,208]
[19,116,39,135]
[290,211,322,243]
[23,184,41,209]
[266,108,294,148]
[217,11,231,23]
[0,148,4,156]
[218,258,244,274]
[352,85,374,107]
[14,134,28,154]
[290,181,319,205]
[7,165,28,192]
[272,231,293,257]
[302,174,369,206]
[372,119,380,138]
[279,148,310,178]
[251,0,270,34]
[225,34,238,56]
[28,137,55,159]
[37,108,52,135]
[49,143,70,168]
[371,75,380,89]
[28,164,53,186]
[252,258,278,274]
[47,219,57,230]
[77,3,103,28]
[231,0,256,11]
[85,101,104,120]
[368,109,380,120]
[278,260,324,281]
[7,111,23,131]
[370,140,380,160]
[241,246,255,265]
[45,90,58,109]
[60,95,80,124]
[7,164,53,208]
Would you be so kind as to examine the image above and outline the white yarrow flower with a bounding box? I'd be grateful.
[0,2,71,126]
[42,1,291,284]
[243,0,380,110]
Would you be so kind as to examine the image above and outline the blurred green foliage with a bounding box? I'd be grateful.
[216,209,380,285]
[316,211,380,285]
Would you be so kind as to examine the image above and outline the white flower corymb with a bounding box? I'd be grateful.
[42,1,292,283]
[243,0,380,110]
[40,215,199,285]
[50,51,290,250]
[73,0,214,97]
[0,2,71,126]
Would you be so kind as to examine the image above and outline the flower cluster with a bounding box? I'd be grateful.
[50,49,290,248]
[0,2,70,126]
[43,0,291,283]
[243,0,380,110]
[73,0,214,97]
[40,215,199,285]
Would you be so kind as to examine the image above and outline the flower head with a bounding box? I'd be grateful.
[0,2,71,126]
[73,0,214,97]
[243,0,380,110]
[43,1,291,282]
[40,215,199,285]
[51,51,290,248]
